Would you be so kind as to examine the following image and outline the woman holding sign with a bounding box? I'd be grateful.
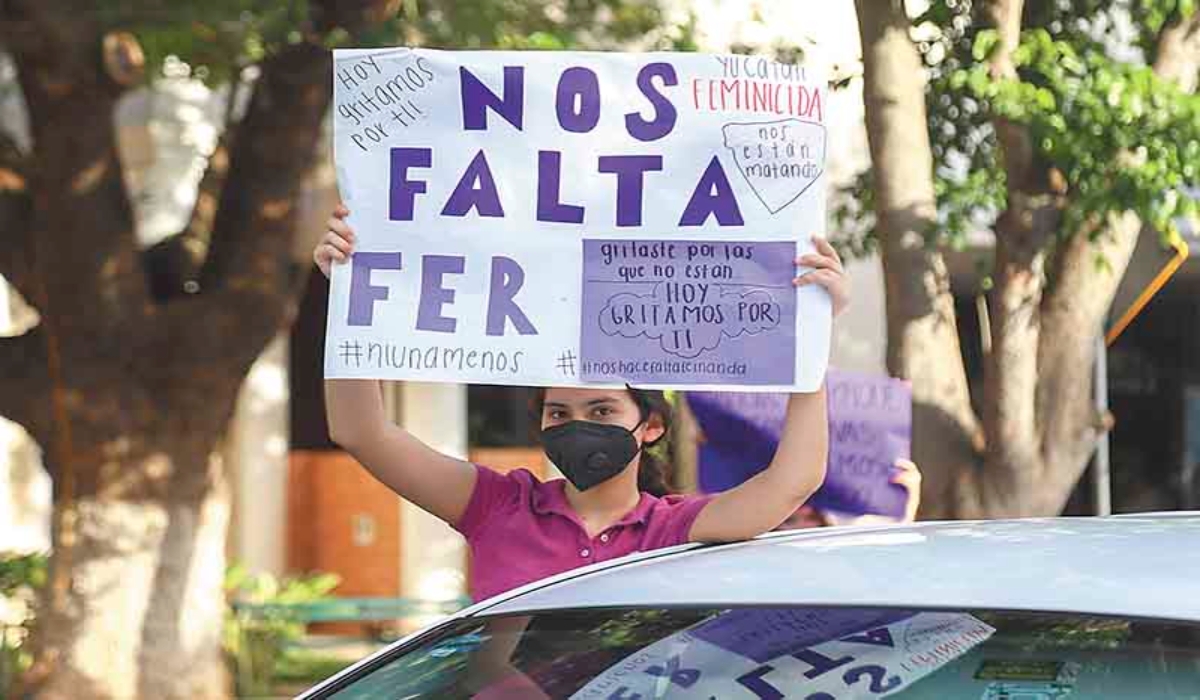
[316,205,850,604]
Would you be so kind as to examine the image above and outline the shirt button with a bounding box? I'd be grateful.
[600,533,610,543]
[580,548,591,558]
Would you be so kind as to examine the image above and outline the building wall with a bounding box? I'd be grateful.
[287,450,403,634]
[224,335,290,576]
[393,383,469,625]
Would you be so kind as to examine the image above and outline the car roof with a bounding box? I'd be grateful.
[480,512,1200,622]
[297,513,1200,699]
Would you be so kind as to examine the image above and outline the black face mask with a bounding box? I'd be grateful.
[541,421,642,492]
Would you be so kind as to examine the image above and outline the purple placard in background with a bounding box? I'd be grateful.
[580,239,796,386]
[688,369,912,518]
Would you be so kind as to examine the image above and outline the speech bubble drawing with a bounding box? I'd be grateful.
[723,118,827,214]
[597,282,781,359]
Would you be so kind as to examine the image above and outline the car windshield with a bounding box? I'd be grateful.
[316,606,1200,699]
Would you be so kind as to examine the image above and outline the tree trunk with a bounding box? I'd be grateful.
[855,0,984,519]
[0,2,398,698]
[1151,9,1200,91]
[23,426,233,700]
[856,0,1200,518]
[1035,212,1142,509]
[136,457,230,700]
[975,0,1065,517]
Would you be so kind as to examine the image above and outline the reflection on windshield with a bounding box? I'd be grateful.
[570,609,993,699]
[324,607,1200,700]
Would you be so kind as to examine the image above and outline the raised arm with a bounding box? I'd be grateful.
[688,236,848,543]
[689,389,829,542]
[324,378,476,525]
[317,206,476,525]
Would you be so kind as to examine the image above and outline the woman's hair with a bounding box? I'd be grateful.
[529,387,675,496]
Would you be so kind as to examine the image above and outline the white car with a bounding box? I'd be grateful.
[298,513,1200,699]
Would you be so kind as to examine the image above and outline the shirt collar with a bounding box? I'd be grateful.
[532,478,657,527]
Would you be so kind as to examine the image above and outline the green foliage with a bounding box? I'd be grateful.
[273,648,355,685]
[841,0,1200,260]
[223,564,340,698]
[95,0,694,84]
[0,552,48,698]
[831,169,882,259]
[0,552,46,597]
[591,608,685,648]
[958,27,1200,239]
[95,0,314,84]
[975,612,1134,651]
[1128,0,1200,59]
[411,0,671,50]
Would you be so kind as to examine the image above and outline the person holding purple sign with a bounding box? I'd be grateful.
[686,373,924,530]
[778,459,921,529]
[316,205,851,604]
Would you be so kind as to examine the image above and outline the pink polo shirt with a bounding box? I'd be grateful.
[455,465,713,602]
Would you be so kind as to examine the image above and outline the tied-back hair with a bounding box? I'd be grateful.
[529,387,676,497]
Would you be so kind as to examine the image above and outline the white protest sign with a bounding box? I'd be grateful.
[326,48,831,390]
[570,611,995,700]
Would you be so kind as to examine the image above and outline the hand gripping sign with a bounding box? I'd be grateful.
[326,49,831,390]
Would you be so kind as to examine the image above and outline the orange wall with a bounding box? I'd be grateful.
[288,450,402,635]
[286,447,546,635]
[287,447,546,585]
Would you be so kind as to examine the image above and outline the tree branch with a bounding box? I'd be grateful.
[856,0,983,519]
[0,2,62,56]
[980,197,1060,514]
[184,136,230,244]
[984,0,1024,80]
[3,2,148,337]
[165,40,331,373]
[0,328,51,443]
[142,136,230,302]
[1032,7,1200,513]
[150,0,400,390]
[1152,7,1200,91]
[0,130,35,304]
[1036,212,1141,509]
[973,0,1070,515]
[310,0,403,33]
